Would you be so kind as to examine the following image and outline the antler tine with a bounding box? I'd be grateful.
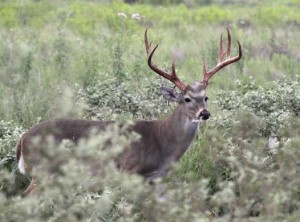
[226,28,231,59]
[218,33,223,64]
[144,29,187,91]
[144,28,152,56]
[201,28,242,89]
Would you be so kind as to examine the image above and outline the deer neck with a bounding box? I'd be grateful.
[159,104,199,161]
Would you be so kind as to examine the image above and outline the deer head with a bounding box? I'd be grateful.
[144,28,242,123]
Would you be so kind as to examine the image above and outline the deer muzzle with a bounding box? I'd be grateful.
[199,109,210,120]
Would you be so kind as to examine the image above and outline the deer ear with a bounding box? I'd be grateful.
[160,86,181,103]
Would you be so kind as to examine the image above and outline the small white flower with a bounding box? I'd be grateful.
[131,13,143,20]
[118,12,127,18]
[268,135,279,150]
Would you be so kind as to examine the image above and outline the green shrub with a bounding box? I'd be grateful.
[0,121,24,170]
[178,78,300,219]
[214,78,300,136]
[1,117,300,221]
[0,123,145,221]
[78,76,172,120]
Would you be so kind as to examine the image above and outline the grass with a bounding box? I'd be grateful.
[0,0,300,221]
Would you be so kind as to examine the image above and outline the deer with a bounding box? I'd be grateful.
[16,28,242,196]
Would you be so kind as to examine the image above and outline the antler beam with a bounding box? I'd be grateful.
[144,29,187,91]
[201,28,242,89]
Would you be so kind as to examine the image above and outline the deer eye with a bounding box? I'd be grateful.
[205,97,209,102]
[184,97,191,103]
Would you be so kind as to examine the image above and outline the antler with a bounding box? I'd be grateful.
[144,29,187,91]
[201,28,242,89]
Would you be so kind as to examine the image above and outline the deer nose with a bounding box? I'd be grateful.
[199,110,210,120]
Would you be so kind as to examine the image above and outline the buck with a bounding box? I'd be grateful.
[16,28,242,196]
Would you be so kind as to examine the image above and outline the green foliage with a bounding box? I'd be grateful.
[0,123,146,221]
[1,115,300,220]
[1,1,299,30]
[215,78,300,136]
[0,121,23,156]
[179,79,300,219]
[79,76,171,120]
[0,121,24,170]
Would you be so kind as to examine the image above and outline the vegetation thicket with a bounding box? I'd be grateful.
[0,0,299,221]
